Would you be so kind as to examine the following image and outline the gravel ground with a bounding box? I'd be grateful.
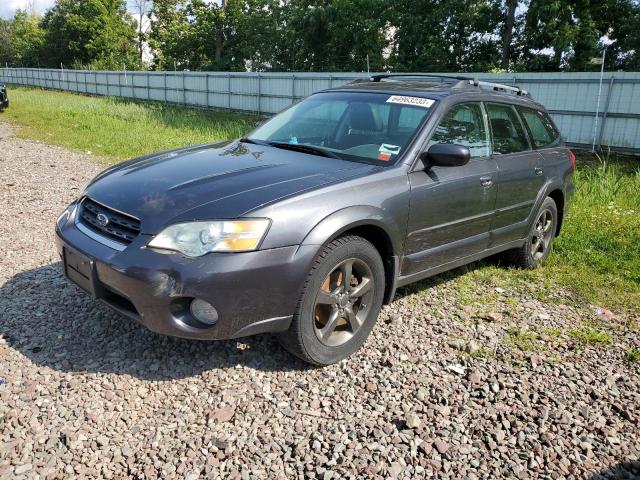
[1,122,639,479]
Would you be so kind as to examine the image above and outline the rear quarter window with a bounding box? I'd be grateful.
[518,107,560,148]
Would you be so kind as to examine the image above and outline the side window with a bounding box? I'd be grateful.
[518,107,559,148]
[428,103,490,158]
[486,103,530,154]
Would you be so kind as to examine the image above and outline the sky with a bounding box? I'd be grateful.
[0,0,55,19]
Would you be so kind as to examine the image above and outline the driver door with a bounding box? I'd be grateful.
[402,102,498,276]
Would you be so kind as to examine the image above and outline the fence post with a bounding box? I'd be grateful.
[597,76,615,149]
[227,73,231,110]
[182,70,186,105]
[257,73,261,115]
[206,73,211,108]
[291,74,295,104]
[163,72,167,103]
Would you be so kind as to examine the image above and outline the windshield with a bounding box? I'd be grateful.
[246,91,435,165]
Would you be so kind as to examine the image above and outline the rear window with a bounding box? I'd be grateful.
[518,107,560,148]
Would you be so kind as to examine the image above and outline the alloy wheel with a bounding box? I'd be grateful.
[313,258,374,347]
[530,208,554,260]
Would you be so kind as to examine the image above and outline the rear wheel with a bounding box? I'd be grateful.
[278,235,385,365]
[508,197,558,269]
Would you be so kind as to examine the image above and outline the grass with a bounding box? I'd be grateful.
[2,87,639,314]
[506,328,541,351]
[626,348,640,363]
[1,86,259,162]
[568,325,613,346]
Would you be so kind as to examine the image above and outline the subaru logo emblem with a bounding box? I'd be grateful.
[96,213,109,227]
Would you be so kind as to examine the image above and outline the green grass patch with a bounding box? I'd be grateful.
[506,328,541,351]
[568,325,612,346]
[468,347,495,358]
[2,86,259,162]
[538,327,563,342]
[626,348,640,363]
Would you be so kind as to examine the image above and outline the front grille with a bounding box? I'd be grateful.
[78,197,141,245]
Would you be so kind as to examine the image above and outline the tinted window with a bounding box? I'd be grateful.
[487,103,530,154]
[428,103,490,158]
[518,107,559,148]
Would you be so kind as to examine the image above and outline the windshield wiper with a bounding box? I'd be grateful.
[266,142,342,159]
[240,138,342,159]
[239,137,268,145]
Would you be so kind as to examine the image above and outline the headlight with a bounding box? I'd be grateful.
[57,203,78,227]
[147,219,270,257]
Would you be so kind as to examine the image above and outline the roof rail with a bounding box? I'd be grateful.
[468,79,530,97]
[355,73,531,98]
[367,73,471,84]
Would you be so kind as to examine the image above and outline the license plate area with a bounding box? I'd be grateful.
[63,246,95,296]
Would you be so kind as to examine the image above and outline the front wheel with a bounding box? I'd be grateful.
[278,235,385,365]
[507,197,558,269]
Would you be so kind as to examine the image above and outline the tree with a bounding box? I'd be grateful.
[266,0,392,72]
[391,0,502,72]
[520,0,637,71]
[5,10,45,67]
[500,0,518,69]
[0,19,15,66]
[148,0,201,70]
[617,1,640,69]
[41,0,140,69]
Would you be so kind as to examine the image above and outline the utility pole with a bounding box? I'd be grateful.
[591,42,613,153]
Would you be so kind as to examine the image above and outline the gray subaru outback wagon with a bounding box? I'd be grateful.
[56,74,575,365]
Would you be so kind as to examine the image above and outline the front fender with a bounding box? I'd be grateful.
[301,205,404,254]
[300,205,404,304]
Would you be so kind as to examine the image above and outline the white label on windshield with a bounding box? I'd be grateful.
[386,95,434,108]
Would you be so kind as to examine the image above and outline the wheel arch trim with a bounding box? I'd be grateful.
[300,205,403,304]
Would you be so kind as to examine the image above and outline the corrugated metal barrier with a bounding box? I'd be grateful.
[1,68,639,152]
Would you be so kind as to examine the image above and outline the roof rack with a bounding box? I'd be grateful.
[354,73,531,98]
[469,79,530,97]
[366,73,470,84]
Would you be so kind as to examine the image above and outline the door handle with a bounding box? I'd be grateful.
[535,167,544,176]
[480,176,493,187]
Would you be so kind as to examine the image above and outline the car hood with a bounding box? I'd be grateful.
[85,141,381,234]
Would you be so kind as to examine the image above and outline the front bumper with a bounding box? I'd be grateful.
[55,210,318,340]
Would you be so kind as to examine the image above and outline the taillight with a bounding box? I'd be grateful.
[567,149,576,170]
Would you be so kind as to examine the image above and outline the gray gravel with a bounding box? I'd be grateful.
[1,123,639,479]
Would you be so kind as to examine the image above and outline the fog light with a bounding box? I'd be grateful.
[190,299,218,326]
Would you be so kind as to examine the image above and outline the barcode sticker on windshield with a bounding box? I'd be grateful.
[386,95,434,108]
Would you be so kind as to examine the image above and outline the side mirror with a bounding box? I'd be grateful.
[423,143,470,168]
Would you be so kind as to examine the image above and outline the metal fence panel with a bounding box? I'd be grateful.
[1,68,639,152]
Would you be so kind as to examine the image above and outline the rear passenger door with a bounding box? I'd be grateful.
[403,102,498,276]
[486,103,545,246]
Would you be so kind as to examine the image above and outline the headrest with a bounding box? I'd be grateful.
[348,103,382,131]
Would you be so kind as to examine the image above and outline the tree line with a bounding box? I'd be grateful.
[1,0,639,72]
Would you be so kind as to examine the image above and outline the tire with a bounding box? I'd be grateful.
[507,197,558,269]
[278,235,385,365]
